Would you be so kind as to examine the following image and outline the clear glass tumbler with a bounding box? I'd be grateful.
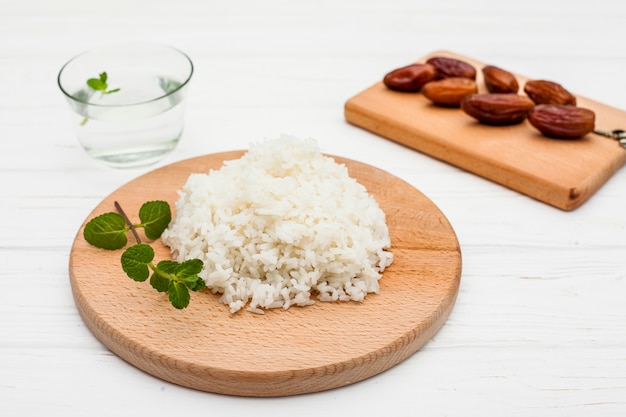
[58,43,193,168]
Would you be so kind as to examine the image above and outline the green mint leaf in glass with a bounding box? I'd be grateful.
[150,272,170,293]
[121,243,154,282]
[83,212,128,250]
[168,281,190,309]
[82,71,120,126]
[139,200,172,240]
[85,71,120,95]
[87,77,107,91]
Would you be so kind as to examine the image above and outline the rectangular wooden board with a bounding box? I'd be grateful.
[344,50,626,210]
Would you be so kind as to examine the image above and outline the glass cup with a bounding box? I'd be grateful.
[58,43,193,168]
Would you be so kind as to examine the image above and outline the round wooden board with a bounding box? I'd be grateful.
[69,151,462,397]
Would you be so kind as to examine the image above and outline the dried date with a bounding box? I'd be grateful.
[383,63,437,92]
[426,56,477,80]
[482,65,519,94]
[528,105,595,139]
[524,80,577,106]
[461,93,535,125]
[422,77,478,107]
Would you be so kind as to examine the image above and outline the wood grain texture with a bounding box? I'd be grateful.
[68,151,462,397]
[344,50,626,211]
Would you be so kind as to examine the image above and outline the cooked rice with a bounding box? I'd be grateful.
[161,136,393,313]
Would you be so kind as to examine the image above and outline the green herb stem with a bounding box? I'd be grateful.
[148,262,173,281]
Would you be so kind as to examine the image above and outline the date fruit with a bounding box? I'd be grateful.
[482,65,519,94]
[524,80,577,106]
[422,77,478,107]
[383,63,437,92]
[426,56,477,80]
[528,104,595,139]
[461,93,535,125]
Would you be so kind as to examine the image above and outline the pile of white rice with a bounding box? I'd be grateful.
[161,136,393,314]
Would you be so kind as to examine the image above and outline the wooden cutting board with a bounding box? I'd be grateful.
[344,50,626,210]
[69,151,461,397]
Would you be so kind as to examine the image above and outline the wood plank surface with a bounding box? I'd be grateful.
[68,151,462,397]
[344,50,626,211]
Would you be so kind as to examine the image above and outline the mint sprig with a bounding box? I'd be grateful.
[87,72,121,96]
[83,200,205,309]
[80,71,121,126]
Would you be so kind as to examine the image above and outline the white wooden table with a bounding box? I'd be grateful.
[2,0,625,415]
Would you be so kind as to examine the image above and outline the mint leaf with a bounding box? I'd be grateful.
[150,272,170,293]
[83,212,128,250]
[87,78,107,91]
[121,244,154,282]
[152,259,205,298]
[84,71,120,100]
[139,201,172,240]
[168,281,190,309]
[174,259,205,291]
[176,259,203,278]
[155,260,179,274]
[83,72,119,125]
[184,275,206,292]
[156,259,204,287]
